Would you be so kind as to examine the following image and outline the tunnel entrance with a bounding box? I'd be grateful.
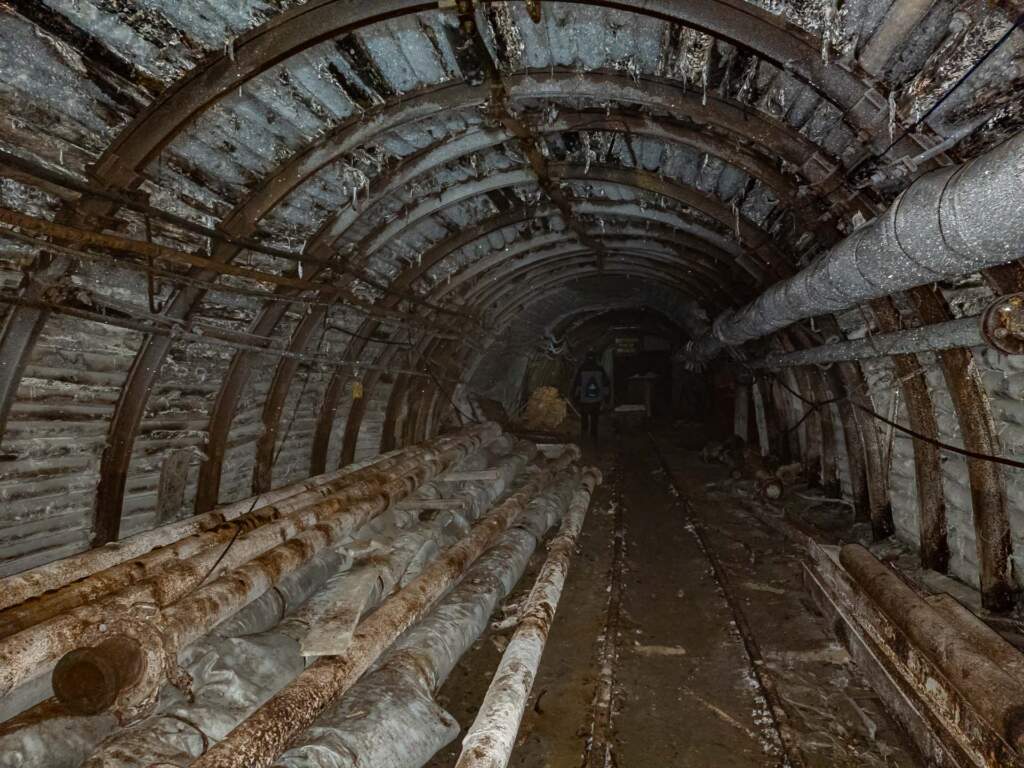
[607,332,673,418]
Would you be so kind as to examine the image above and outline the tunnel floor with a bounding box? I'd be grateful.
[425,427,919,767]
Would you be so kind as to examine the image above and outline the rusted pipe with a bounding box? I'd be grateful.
[269,475,585,768]
[190,447,582,768]
[839,544,1024,749]
[0,448,410,630]
[48,443,536,768]
[0,431,477,641]
[0,425,500,711]
[456,469,601,768]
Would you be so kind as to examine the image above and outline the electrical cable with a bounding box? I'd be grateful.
[178,495,258,601]
[767,369,1024,471]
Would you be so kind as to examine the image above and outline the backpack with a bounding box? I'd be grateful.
[580,369,603,403]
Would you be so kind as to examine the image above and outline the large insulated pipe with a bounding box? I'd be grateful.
[456,470,601,768]
[840,544,1024,750]
[0,425,500,706]
[689,131,1024,360]
[191,448,581,768]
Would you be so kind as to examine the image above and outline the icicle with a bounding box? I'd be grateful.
[732,200,741,241]
[583,132,595,175]
[225,38,235,62]
[701,37,712,107]
[821,0,838,65]
[888,90,897,143]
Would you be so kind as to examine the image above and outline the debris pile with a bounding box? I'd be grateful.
[522,386,568,432]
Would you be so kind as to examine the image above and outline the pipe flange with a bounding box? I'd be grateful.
[73,606,179,724]
[981,293,1024,355]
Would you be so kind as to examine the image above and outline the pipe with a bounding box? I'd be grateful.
[0,450,415,636]
[270,476,586,768]
[690,131,1024,360]
[190,447,582,768]
[753,315,982,367]
[0,447,404,616]
[208,439,523,640]
[839,544,1024,750]
[0,425,501,713]
[51,637,145,716]
[53,443,537,768]
[296,442,538,656]
[456,470,601,768]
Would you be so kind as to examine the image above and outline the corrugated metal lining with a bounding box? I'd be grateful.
[1,315,140,575]
[0,0,1019,597]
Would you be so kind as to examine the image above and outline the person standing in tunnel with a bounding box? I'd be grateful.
[574,351,610,441]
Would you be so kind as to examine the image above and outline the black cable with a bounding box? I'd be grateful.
[767,370,1024,471]
[273,318,331,467]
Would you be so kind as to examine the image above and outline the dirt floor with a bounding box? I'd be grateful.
[426,425,919,767]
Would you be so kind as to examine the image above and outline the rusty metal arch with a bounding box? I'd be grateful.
[0,0,909,546]
[9,62,863,533]
[278,147,798,493]
[242,157,786,491]
[227,145,787,496]
[481,262,710,326]
[434,239,733,310]
[307,209,740,483]
[96,0,887,182]
[431,236,744,305]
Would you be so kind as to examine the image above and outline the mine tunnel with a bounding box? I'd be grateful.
[1,1,1024,766]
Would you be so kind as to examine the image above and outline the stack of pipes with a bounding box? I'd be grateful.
[0,423,603,768]
[0,425,500,762]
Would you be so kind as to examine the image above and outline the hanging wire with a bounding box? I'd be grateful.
[766,368,1024,471]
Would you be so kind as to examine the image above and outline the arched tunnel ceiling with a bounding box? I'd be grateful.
[0,0,1022,570]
